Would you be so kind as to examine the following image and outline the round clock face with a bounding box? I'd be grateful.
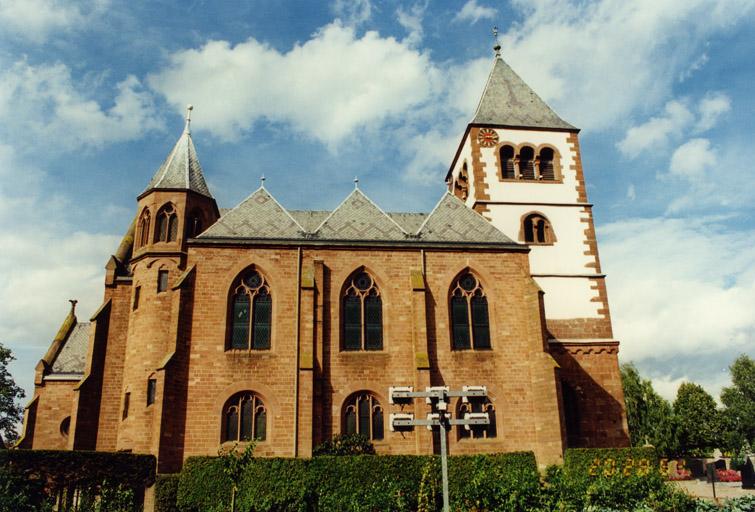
[477,128,499,147]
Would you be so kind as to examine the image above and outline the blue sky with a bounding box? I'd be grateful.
[1,0,753,407]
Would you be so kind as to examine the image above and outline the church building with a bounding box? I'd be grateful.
[18,48,629,471]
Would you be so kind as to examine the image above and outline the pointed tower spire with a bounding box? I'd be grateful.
[143,105,213,198]
[471,54,575,130]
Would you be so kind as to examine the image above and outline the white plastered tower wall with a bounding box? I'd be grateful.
[446,53,614,343]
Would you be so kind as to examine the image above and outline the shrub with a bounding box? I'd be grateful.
[177,451,538,512]
[155,474,180,512]
[716,469,741,482]
[312,433,375,456]
[0,449,155,511]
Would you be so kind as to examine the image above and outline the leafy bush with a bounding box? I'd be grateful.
[155,474,180,512]
[312,433,375,456]
[176,451,538,512]
[0,449,155,511]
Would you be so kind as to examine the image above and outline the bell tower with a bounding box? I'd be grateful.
[447,45,628,447]
[118,106,219,464]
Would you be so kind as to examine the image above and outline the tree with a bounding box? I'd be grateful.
[720,355,755,450]
[673,382,719,455]
[620,363,677,455]
[219,442,255,512]
[0,342,25,447]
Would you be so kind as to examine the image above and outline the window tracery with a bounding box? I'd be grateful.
[222,391,267,442]
[450,272,490,350]
[343,392,383,441]
[137,209,151,248]
[229,268,272,350]
[522,213,555,244]
[342,271,382,351]
[155,203,178,243]
[457,398,496,439]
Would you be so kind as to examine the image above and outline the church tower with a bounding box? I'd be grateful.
[447,47,628,447]
[118,106,219,466]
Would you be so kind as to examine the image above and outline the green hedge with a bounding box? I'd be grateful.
[0,449,156,512]
[155,474,181,512]
[176,452,539,512]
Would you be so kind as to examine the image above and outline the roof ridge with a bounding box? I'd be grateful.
[415,192,453,235]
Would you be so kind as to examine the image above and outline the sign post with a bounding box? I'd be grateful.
[389,385,489,512]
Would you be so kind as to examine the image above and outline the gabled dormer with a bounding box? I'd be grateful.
[132,106,219,261]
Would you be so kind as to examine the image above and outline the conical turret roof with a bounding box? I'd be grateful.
[143,106,212,197]
[472,56,575,130]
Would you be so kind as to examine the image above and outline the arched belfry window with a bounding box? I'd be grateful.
[343,392,384,441]
[137,209,151,248]
[155,203,178,243]
[500,145,515,179]
[454,163,469,200]
[342,271,382,351]
[522,213,555,244]
[228,268,272,350]
[458,398,496,439]
[519,146,535,180]
[222,391,267,442]
[539,147,556,180]
[450,272,490,350]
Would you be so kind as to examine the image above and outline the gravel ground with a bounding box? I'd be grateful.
[673,479,755,500]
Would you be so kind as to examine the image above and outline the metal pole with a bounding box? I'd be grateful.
[439,413,450,512]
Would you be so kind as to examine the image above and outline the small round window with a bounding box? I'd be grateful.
[244,271,263,289]
[354,272,372,291]
[459,273,477,292]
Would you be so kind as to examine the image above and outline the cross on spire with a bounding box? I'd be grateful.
[492,26,501,58]
[184,104,193,134]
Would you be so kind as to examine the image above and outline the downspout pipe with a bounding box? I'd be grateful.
[293,246,302,457]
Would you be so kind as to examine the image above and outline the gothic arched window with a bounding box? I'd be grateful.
[522,213,554,244]
[155,203,178,243]
[137,209,151,248]
[343,392,384,441]
[539,147,556,181]
[450,272,490,350]
[458,398,496,439]
[519,146,535,180]
[500,145,515,179]
[342,271,382,351]
[228,268,272,350]
[222,392,267,442]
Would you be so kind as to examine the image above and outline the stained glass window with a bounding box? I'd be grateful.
[342,271,382,351]
[450,272,491,350]
[227,268,272,350]
[343,392,383,441]
[222,392,266,443]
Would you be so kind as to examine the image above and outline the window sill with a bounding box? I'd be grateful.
[499,178,563,184]
[522,241,555,246]
[338,350,389,355]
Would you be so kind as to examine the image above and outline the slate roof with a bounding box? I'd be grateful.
[50,322,89,375]
[197,187,517,247]
[143,123,213,197]
[472,56,575,130]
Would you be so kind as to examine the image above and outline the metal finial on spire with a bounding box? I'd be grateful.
[354,176,359,189]
[260,174,266,187]
[492,26,501,58]
[69,299,78,315]
[184,104,194,134]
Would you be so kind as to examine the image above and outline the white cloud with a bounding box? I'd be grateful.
[499,0,755,130]
[0,0,107,42]
[617,100,694,156]
[669,138,715,180]
[148,23,437,146]
[696,92,731,132]
[626,184,636,201]
[601,216,755,366]
[0,144,120,399]
[396,2,427,47]
[454,0,497,25]
[0,61,161,152]
[331,0,372,26]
